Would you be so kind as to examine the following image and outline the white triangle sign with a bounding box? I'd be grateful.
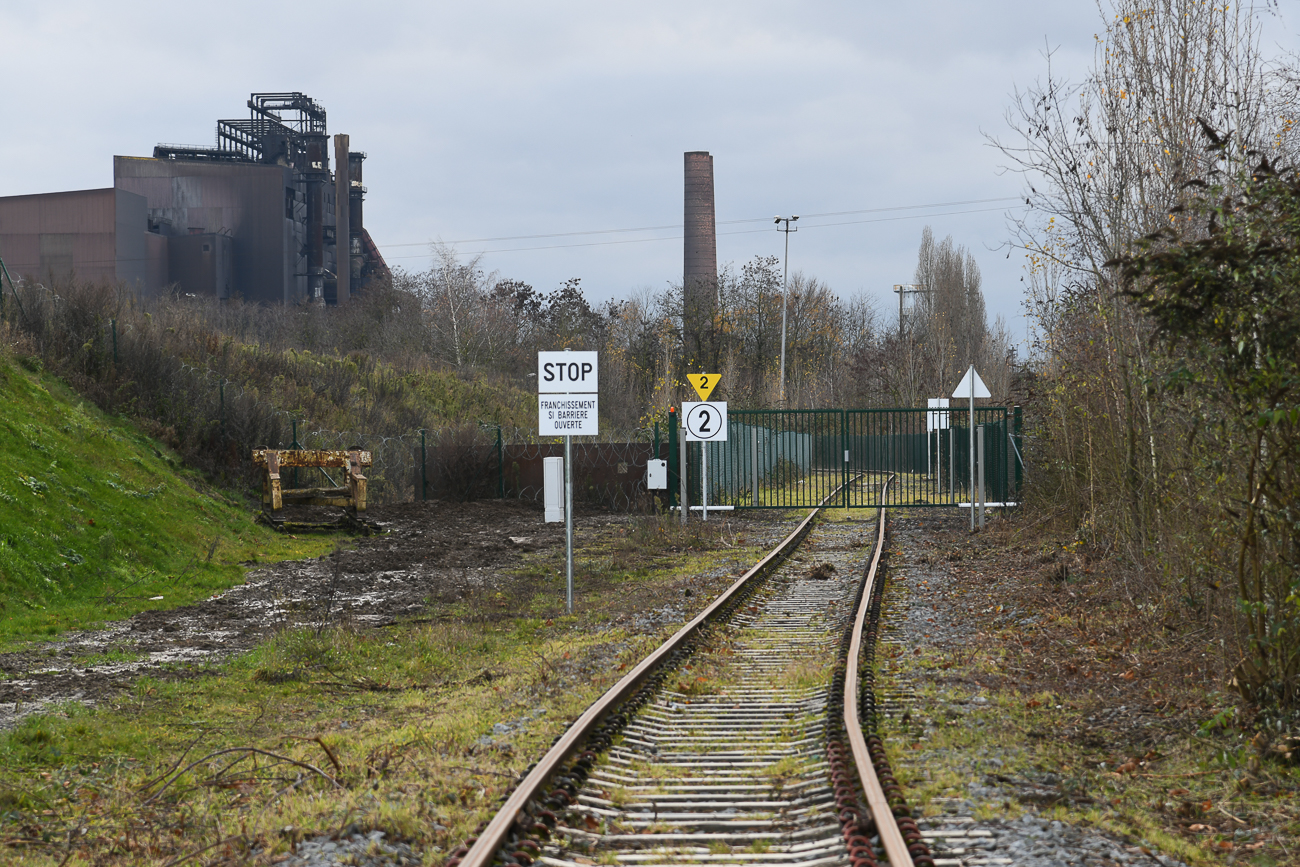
[951,365,991,399]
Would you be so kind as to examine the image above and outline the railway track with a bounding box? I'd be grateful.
[448,479,933,867]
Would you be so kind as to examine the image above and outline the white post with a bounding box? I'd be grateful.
[949,423,954,502]
[969,370,975,531]
[927,428,932,480]
[752,428,759,506]
[977,425,986,529]
[701,444,709,521]
[679,434,688,525]
[935,429,940,492]
[565,434,574,613]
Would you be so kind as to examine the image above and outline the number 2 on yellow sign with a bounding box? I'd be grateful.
[690,373,720,401]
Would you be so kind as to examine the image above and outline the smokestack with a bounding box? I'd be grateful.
[306,137,327,302]
[334,133,350,304]
[348,151,365,283]
[683,151,717,369]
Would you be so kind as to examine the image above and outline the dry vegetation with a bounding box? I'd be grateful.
[994,0,1300,726]
[884,511,1300,864]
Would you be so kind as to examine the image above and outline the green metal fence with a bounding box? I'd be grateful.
[668,406,1022,510]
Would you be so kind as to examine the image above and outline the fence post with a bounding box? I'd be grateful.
[496,425,504,499]
[420,429,428,501]
[1013,405,1023,503]
[291,419,301,490]
[667,408,678,511]
[841,410,848,509]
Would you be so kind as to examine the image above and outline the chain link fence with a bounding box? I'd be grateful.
[414,425,664,511]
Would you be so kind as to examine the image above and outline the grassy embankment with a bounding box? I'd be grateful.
[0,355,804,867]
[0,309,823,865]
[0,350,331,646]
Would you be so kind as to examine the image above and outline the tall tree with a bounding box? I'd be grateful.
[991,0,1298,547]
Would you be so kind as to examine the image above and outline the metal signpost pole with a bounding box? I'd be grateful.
[704,445,713,519]
[969,373,975,531]
[565,434,574,614]
[977,425,986,529]
[537,350,599,616]
[679,434,688,525]
[681,395,727,521]
[952,366,990,529]
[775,218,798,406]
[933,404,943,493]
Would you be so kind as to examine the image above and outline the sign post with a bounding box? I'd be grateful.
[927,398,949,486]
[951,365,990,530]
[682,399,727,521]
[538,350,598,613]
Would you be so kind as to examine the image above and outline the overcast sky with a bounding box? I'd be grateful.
[3,2,1295,348]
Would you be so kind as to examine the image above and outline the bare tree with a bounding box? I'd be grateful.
[988,0,1300,553]
[895,228,1010,404]
[994,0,1289,285]
[418,244,498,368]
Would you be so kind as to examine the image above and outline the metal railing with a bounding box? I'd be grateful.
[666,407,1021,511]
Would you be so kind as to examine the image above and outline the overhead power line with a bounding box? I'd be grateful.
[376,197,1021,250]
[378,202,1022,262]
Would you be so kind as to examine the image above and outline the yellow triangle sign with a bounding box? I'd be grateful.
[689,373,721,401]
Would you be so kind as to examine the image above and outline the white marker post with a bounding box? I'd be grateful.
[538,350,599,613]
[952,365,990,531]
[927,398,949,490]
[682,401,728,521]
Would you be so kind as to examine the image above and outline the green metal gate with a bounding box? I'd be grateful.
[667,406,1022,510]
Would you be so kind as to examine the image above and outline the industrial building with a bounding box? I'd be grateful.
[0,92,387,305]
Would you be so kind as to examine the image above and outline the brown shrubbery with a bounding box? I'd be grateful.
[0,276,534,493]
[996,0,1300,716]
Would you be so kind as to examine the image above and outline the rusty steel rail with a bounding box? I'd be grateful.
[844,475,914,867]
[455,488,849,867]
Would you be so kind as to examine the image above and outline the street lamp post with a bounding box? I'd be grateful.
[892,283,927,340]
[775,215,798,406]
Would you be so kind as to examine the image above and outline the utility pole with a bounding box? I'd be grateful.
[892,283,926,340]
[775,216,798,406]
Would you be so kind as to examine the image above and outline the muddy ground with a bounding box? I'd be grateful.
[0,500,571,728]
[0,500,794,731]
[6,500,1293,863]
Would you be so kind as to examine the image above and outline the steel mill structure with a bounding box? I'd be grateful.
[0,92,387,305]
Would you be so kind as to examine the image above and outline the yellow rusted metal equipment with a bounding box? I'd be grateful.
[251,448,376,532]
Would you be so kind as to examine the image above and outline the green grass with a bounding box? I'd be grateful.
[0,610,669,864]
[0,352,331,646]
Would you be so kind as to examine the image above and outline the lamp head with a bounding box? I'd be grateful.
[792,215,799,221]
